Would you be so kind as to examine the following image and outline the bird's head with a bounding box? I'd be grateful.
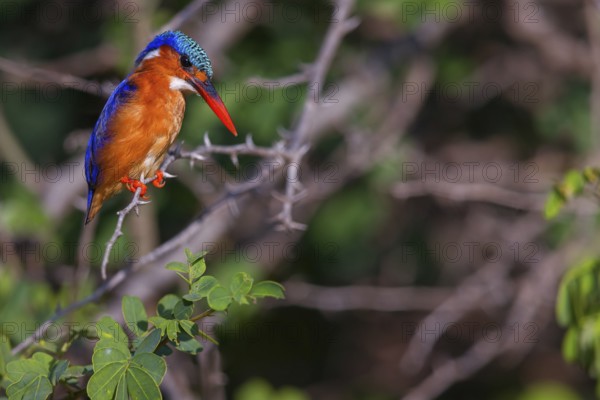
[135,30,237,136]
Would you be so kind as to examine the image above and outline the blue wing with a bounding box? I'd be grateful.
[85,79,136,215]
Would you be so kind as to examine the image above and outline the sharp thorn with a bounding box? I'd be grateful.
[246,134,255,148]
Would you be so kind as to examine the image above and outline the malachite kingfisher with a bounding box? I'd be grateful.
[84,31,237,224]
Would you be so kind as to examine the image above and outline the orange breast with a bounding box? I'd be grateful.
[97,71,185,188]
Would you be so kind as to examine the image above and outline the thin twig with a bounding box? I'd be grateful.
[100,186,143,280]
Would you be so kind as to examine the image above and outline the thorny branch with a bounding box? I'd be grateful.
[273,0,358,230]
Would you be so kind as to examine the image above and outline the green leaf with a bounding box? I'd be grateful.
[149,316,167,330]
[49,359,69,385]
[6,372,52,400]
[184,248,206,266]
[5,352,55,400]
[31,352,54,373]
[583,166,600,184]
[190,257,207,282]
[166,320,180,342]
[87,349,166,400]
[87,363,128,400]
[516,383,580,400]
[562,170,586,197]
[6,352,52,382]
[562,328,580,363]
[155,344,173,357]
[126,366,163,400]
[173,300,194,320]
[175,332,203,355]
[207,286,233,311]
[95,316,128,346]
[184,276,219,301]
[60,365,93,384]
[0,337,13,376]
[544,189,565,219]
[114,374,128,400]
[122,296,149,337]
[165,262,188,274]
[230,272,254,304]
[251,281,286,299]
[556,276,573,327]
[135,329,162,354]
[150,317,180,342]
[131,353,166,386]
[157,294,181,319]
[235,378,274,400]
[178,320,197,337]
[92,340,130,371]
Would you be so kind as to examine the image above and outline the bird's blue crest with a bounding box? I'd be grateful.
[135,31,213,78]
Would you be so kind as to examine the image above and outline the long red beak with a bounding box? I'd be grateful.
[187,75,237,136]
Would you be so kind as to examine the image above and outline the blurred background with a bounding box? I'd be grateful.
[0,0,598,399]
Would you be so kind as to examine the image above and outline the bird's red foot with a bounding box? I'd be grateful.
[120,177,149,200]
[152,170,166,188]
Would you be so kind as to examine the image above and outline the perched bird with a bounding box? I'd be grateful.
[84,30,237,224]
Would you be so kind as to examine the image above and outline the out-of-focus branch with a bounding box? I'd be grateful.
[290,0,359,148]
[399,214,546,374]
[281,282,452,312]
[392,180,547,211]
[155,0,211,35]
[0,56,114,97]
[401,240,584,400]
[272,0,358,231]
[503,0,591,76]
[0,107,37,194]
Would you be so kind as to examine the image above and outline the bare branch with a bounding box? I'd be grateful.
[399,215,546,374]
[290,0,359,148]
[0,56,114,97]
[401,240,584,400]
[100,186,144,280]
[392,180,548,211]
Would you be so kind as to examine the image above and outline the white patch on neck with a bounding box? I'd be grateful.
[142,48,161,62]
[169,76,195,92]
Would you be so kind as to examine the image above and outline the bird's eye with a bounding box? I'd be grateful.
[180,55,192,68]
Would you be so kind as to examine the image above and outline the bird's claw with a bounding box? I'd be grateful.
[120,176,149,200]
[152,170,166,188]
